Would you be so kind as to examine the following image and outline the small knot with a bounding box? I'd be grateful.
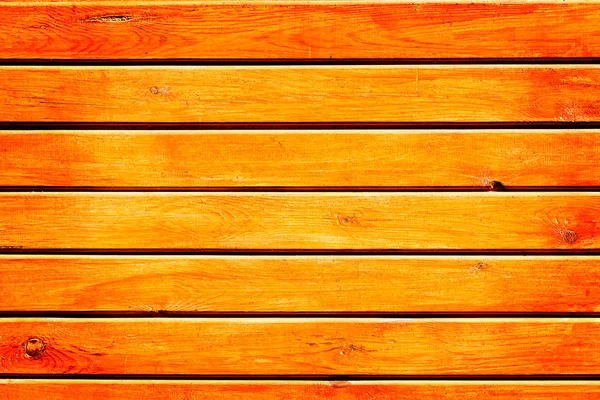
[336,213,359,226]
[470,262,487,273]
[150,86,159,95]
[24,337,45,358]
[563,230,578,244]
[339,342,365,355]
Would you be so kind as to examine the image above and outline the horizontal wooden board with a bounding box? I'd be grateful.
[1,318,600,375]
[2,66,600,122]
[2,130,600,188]
[3,380,600,399]
[2,256,600,313]
[1,1,599,60]
[0,193,598,250]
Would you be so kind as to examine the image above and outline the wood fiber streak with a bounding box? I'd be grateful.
[0,2,599,59]
[0,193,598,250]
[1,319,600,375]
[3,380,600,399]
[2,256,600,313]
[2,130,600,188]
[2,67,600,122]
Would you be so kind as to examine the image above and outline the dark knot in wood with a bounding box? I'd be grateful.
[563,230,578,244]
[24,337,45,358]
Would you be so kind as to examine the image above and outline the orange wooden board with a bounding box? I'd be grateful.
[3,380,600,399]
[0,1,599,60]
[0,192,597,250]
[2,130,600,188]
[2,66,600,122]
[2,255,600,313]
[3,0,599,390]
[1,318,600,375]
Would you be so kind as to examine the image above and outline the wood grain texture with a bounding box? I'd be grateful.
[0,193,598,250]
[1,1,599,59]
[2,256,600,313]
[3,130,600,188]
[1,318,600,375]
[3,380,600,399]
[2,66,600,122]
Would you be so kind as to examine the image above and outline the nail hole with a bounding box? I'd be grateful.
[489,181,504,191]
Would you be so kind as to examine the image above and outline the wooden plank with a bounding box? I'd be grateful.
[3,380,600,400]
[3,130,600,188]
[0,193,598,250]
[1,318,600,375]
[2,66,600,122]
[1,1,599,60]
[2,255,600,313]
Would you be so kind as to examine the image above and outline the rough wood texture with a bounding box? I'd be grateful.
[2,130,600,188]
[2,256,600,313]
[0,193,598,250]
[1,318,600,375]
[3,380,600,399]
[2,66,600,122]
[1,1,599,60]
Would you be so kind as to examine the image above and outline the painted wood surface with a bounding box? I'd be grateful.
[1,1,599,60]
[2,130,600,188]
[3,380,600,399]
[1,318,600,375]
[1,255,600,313]
[0,193,597,250]
[2,66,600,122]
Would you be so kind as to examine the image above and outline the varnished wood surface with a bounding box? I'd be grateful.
[3,380,600,399]
[2,130,600,188]
[1,1,599,60]
[2,256,600,313]
[3,0,600,390]
[1,318,600,375]
[0,193,598,250]
[2,66,600,122]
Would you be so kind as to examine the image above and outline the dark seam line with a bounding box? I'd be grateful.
[2,312,600,318]
[0,186,599,192]
[1,251,596,256]
[2,374,600,381]
[1,57,600,65]
[1,249,600,255]
[1,122,600,130]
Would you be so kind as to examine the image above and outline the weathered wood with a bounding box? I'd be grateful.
[2,255,600,313]
[3,380,600,399]
[1,1,599,60]
[0,193,597,250]
[2,130,600,188]
[2,66,600,122]
[1,318,600,375]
